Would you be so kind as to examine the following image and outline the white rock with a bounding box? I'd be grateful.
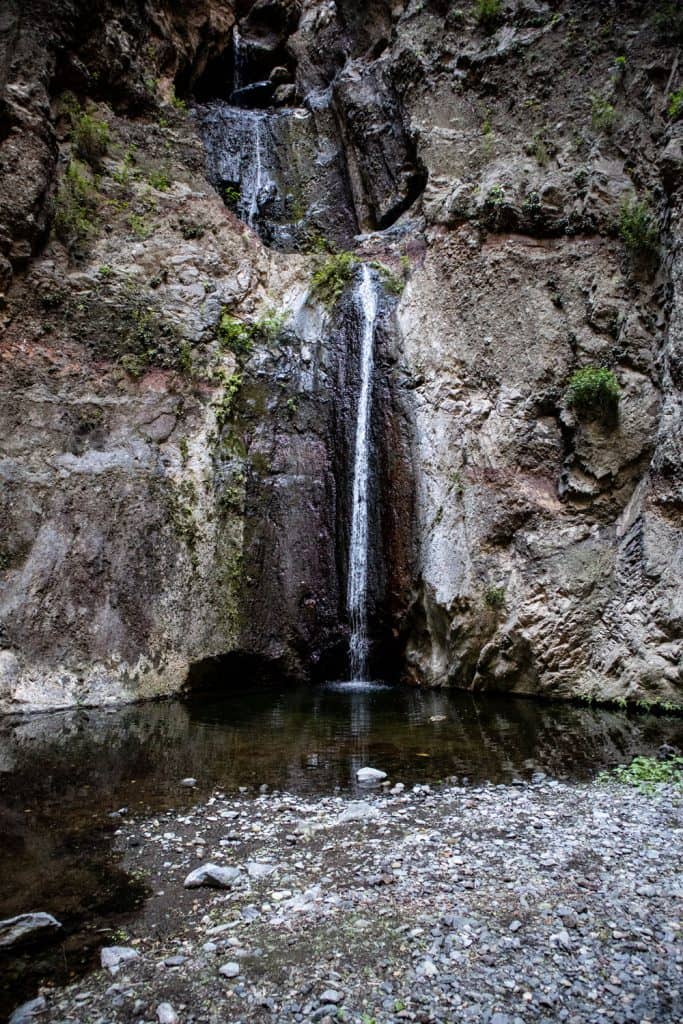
[219,961,240,978]
[8,996,47,1024]
[338,801,381,823]
[246,861,276,880]
[100,946,139,973]
[356,767,387,783]
[180,778,197,787]
[183,863,240,889]
[156,1002,178,1024]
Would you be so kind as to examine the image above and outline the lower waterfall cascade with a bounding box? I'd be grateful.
[347,264,378,681]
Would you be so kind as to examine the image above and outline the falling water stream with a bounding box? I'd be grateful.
[347,265,378,681]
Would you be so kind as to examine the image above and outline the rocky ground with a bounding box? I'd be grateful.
[10,774,682,1024]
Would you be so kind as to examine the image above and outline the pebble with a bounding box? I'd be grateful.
[156,1002,178,1023]
[219,961,240,978]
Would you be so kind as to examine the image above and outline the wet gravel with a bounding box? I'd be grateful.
[10,777,682,1024]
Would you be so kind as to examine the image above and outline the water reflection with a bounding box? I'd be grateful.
[0,682,681,1014]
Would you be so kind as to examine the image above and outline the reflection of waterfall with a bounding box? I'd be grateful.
[347,265,378,681]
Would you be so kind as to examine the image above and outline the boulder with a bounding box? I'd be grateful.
[356,766,387,783]
[100,946,139,972]
[0,912,61,949]
[183,863,241,889]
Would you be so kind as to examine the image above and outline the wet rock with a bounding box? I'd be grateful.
[183,863,241,889]
[0,912,61,949]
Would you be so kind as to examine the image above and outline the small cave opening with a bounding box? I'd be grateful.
[183,651,291,695]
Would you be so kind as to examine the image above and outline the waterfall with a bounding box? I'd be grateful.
[232,26,246,97]
[247,114,264,228]
[347,264,378,681]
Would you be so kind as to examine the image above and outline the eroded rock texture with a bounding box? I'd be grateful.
[0,0,681,710]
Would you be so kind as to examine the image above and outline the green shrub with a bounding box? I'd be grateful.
[619,196,659,258]
[217,313,256,357]
[591,96,616,133]
[668,88,683,120]
[597,755,683,794]
[217,310,285,357]
[149,170,171,192]
[214,372,243,430]
[310,251,358,306]
[73,111,110,167]
[128,213,152,239]
[54,160,98,251]
[485,586,506,608]
[475,0,503,30]
[565,366,620,420]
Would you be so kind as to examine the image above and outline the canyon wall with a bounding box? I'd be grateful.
[0,0,681,711]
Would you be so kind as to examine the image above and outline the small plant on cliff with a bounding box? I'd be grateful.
[619,196,659,258]
[218,313,256,357]
[485,585,506,609]
[565,366,620,421]
[73,111,110,167]
[475,0,503,30]
[591,95,616,133]
[54,160,99,252]
[149,169,171,192]
[310,251,358,306]
[668,88,683,121]
[214,372,243,431]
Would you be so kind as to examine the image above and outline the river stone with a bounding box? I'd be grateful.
[156,1003,178,1024]
[219,961,240,978]
[246,861,276,880]
[338,801,381,823]
[183,863,241,889]
[100,946,140,972]
[0,912,61,948]
[356,767,387,783]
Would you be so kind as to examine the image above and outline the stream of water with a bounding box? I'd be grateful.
[347,266,378,681]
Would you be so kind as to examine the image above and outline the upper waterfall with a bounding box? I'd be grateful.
[347,264,378,682]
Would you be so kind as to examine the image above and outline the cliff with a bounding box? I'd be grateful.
[0,0,681,712]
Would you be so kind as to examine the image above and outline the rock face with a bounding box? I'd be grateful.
[0,0,681,710]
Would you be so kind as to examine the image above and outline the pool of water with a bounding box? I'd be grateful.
[1,680,681,1015]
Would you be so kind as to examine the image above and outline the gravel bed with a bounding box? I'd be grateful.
[10,778,682,1024]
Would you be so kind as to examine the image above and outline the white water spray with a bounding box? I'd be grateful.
[347,264,378,681]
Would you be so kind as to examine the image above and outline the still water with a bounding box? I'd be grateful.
[1,681,681,1014]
